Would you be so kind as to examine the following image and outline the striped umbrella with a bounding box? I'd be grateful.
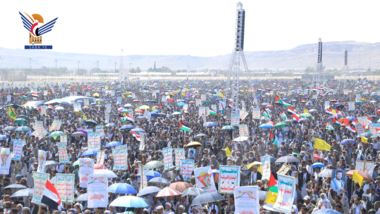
[155,187,181,197]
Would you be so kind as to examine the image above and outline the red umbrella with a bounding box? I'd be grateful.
[169,182,192,192]
[265,105,273,108]
[377,109,380,114]
[155,187,181,197]
[168,99,174,102]
[94,164,107,169]
[133,100,140,102]
[338,118,349,124]
[135,110,143,113]
[153,106,160,109]
[346,170,373,182]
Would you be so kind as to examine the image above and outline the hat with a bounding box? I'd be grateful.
[178,205,185,210]
[303,196,311,200]
[142,208,149,213]
[166,202,172,207]
[22,207,30,212]
[5,201,12,204]
[16,174,22,178]
[156,205,164,210]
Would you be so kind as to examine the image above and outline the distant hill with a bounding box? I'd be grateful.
[0,41,378,70]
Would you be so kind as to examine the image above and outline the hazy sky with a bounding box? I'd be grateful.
[2,0,380,57]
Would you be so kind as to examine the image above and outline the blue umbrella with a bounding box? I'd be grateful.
[203,122,218,127]
[110,196,148,208]
[151,113,159,117]
[137,186,162,197]
[177,102,185,106]
[15,126,32,132]
[346,116,356,121]
[259,124,274,129]
[105,141,122,147]
[81,150,98,157]
[131,128,146,134]
[138,170,161,180]
[312,162,325,168]
[108,183,137,194]
[340,139,355,146]
[313,209,341,214]
[222,126,234,130]
[0,135,6,140]
[120,125,135,130]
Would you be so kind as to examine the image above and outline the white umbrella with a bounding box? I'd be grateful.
[93,169,117,178]
[233,136,249,142]
[318,169,333,177]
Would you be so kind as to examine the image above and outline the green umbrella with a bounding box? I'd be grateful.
[121,109,132,113]
[85,120,98,126]
[73,159,79,166]
[47,131,66,138]
[292,153,299,157]
[15,126,32,132]
[274,122,288,129]
[301,113,312,117]
[222,125,234,130]
[151,110,160,113]
[202,101,211,105]
[14,118,27,125]
[144,161,164,170]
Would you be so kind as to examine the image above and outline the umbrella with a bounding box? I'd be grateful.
[84,120,98,126]
[313,209,341,214]
[124,104,133,108]
[45,161,59,168]
[15,126,32,132]
[75,193,88,202]
[105,141,122,147]
[139,170,161,178]
[14,118,27,125]
[93,93,100,98]
[144,161,164,170]
[191,192,225,206]
[312,162,325,168]
[81,150,98,157]
[108,183,137,194]
[10,188,34,198]
[148,177,171,185]
[73,159,79,166]
[309,109,318,113]
[181,187,206,197]
[259,123,273,129]
[94,164,107,169]
[185,141,202,148]
[275,156,300,163]
[155,187,181,197]
[72,132,86,137]
[137,186,162,197]
[177,102,185,106]
[246,161,262,170]
[0,135,6,140]
[47,131,66,138]
[172,112,181,116]
[203,122,218,127]
[319,169,333,177]
[110,196,148,208]
[195,133,207,138]
[222,125,234,130]
[340,139,355,146]
[233,136,249,141]
[136,116,147,121]
[4,126,16,131]
[301,113,312,117]
[105,123,118,128]
[274,122,288,129]
[131,128,146,134]
[120,125,135,130]
[169,182,193,192]
[93,169,117,178]
[3,184,27,190]
[346,170,373,182]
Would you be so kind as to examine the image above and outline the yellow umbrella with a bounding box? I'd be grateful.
[247,161,263,174]
[185,141,202,148]
[74,111,83,114]
[93,93,100,98]
[139,105,150,110]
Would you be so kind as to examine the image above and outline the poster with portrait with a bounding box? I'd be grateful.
[37,150,47,173]
[87,174,108,208]
[188,148,196,159]
[235,186,260,214]
[331,170,346,194]
[194,166,217,193]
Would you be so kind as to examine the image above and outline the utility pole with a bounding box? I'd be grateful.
[115,62,117,80]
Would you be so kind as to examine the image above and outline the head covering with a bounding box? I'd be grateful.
[165,202,172,207]
[22,207,30,212]
[156,205,164,210]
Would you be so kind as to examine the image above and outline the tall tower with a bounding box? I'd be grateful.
[228,2,252,118]
[119,49,129,84]
[314,38,323,85]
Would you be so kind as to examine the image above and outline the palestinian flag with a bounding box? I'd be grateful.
[269,131,278,146]
[21,94,27,99]
[119,113,134,122]
[41,180,62,210]
[131,131,140,141]
[326,122,335,131]
[365,116,373,124]
[264,173,278,209]
[209,110,217,115]
[179,121,190,132]
[287,107,296,115]
[292,114,300,122]
[8,106,17,120]
[228,101,233,108]
[262,109,270,118]
[332,117,341,127]
[313,152,322,160]
[275,95,292,107]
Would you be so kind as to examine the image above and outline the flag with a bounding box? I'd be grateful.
[179,121,190,132]
[275,95,292,107]
[48,104,55,110]
[313,152,322,160]
[269,131,278,146]
[219,92,225,98]
[119,113,134,122]
[303,109,309,114]
[332,117,341,127]
[209,110,217,115]
[292,114,300,122]
[353,171,364,187]
[225,147,232,157]
[264,173,278,206]
[361,136,368,143]
[8,106,17,120]
[31,91,38,97]
[41,180,62,210]
[281,112,287,120]
[131,131,140,141]
[83,115,87,120]
[262,109,270,118]
[314,138,331,151]
[287,107,296,115]
[326,122,335,131]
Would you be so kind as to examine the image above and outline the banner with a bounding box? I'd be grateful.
[239,124,249,137]
[273,175,296,213]
[355,123,365,136]
[105,104,111,113]
[31,172,49,204]
[36,121,44,134]
[194,166,217,193]
[117,97,122,104]
[348,102,355,111]
[252,108,260,119]
[196,99,201,106]
[79,158,94,188]
[219,166,240,194]
[87,174,108,208]
[211,104,217,112]
[88,132,101,151]
[12,140,24,161]
[96,150,106,165]
[105,112,110,123]
[231,113,240,126]
[84,99,89,106]
[324,101,330,109]
[358,116,368,126]
[201,94,206,100]
[56,174,75,203]
[50,120,62,131]
[60,135,67,143]
[180,159,194,182]
[239,109,249,120]
[113,147,128,170]
[356,160,375,175]
[139,133,145,151]
[38,150,47,173]
[370,123,380,136]
[0,148,11,174]
[139,165,148,191]
[144,111,151,121]
[74,103,81,112]
[40,106,47,115]
[57,143,69,163]
[163,147,174,170]
[235,186,260,214]
[261,155,271,180]
[95,125,104,138]
[174,148,185,167]
[356,94,361,101]
[277,164,291,175]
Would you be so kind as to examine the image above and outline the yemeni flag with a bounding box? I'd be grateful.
[312,87,318,91]
[269,131,278,146]
[313,152,322,160]
[131,131,141,141]
[325,109,337,115]
[275,95,292,107]
[292,114,300,122]
[228,101,233,108]
[31,91,38,97]
[264,173,278,207]
[119,113,134,122]
[287,107,296,115]
[326,122,335,131]
[281,111,287,120]
[346,123,357,133]
[41,180,62,210]
[209,110,217,115]
[179,121,191,132]
[333,117,341,127]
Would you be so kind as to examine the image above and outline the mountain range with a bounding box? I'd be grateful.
[0,41,378,71]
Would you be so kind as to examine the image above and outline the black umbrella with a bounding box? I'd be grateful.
[276,156,300,163]
[2,184,27,190]
[191,192,225,206]
[84,120,98,126]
